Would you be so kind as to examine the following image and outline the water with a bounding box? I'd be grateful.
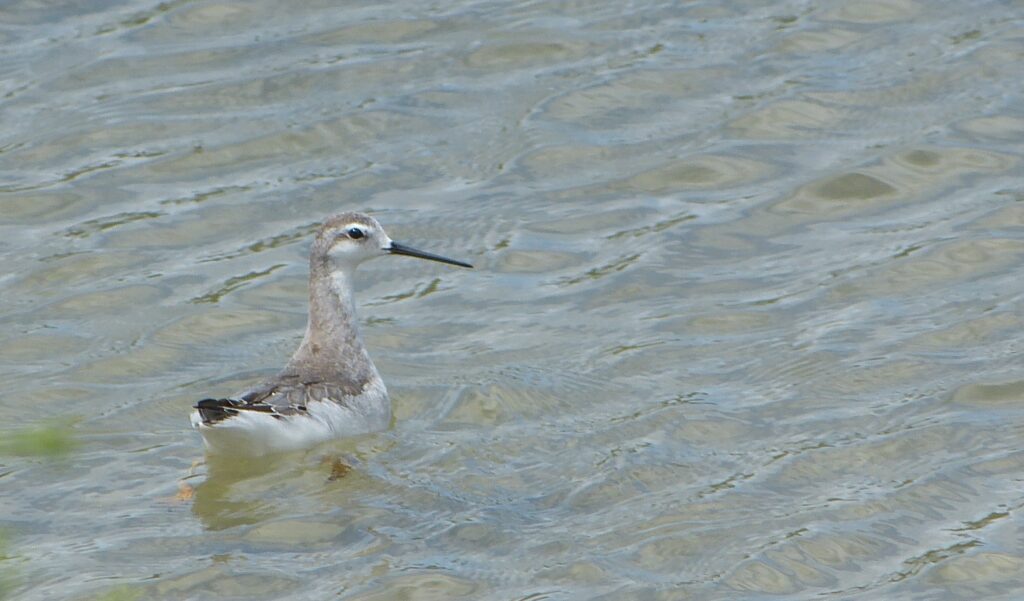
[2,1,1024,599]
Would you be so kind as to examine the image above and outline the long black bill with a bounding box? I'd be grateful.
[388,241,474,268]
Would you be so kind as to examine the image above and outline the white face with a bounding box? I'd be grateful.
[327,222,392,267]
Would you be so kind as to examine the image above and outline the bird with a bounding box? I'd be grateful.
[190,211,472,455]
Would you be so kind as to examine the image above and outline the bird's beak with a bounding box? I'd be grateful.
[387,241,473,268]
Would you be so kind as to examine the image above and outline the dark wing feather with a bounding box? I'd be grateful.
[194,376,353,425]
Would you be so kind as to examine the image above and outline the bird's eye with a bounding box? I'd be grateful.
[347,227,365,240]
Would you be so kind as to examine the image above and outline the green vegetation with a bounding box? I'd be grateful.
[0,420,77,458]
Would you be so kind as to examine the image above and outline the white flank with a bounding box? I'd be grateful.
[191,379,390,456]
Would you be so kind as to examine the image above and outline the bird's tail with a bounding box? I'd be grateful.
[193,398,240,425]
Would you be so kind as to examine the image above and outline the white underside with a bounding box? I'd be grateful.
[190,380,390,456]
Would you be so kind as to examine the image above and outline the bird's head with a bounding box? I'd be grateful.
[314,212,473,271]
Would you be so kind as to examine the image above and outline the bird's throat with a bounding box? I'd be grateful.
[284,264,376,388]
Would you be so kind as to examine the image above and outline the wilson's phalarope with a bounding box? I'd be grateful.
[190,211,472,455]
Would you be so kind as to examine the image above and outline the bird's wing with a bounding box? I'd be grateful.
[193,376,351,425]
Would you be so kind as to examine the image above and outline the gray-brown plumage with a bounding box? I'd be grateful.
[191,211,472,455]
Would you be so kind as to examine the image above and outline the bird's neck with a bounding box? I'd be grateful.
[284,261,378,386]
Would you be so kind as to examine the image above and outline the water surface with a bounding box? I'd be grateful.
[2,1,1024,599]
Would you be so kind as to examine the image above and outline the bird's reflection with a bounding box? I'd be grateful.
[189,453,290,530]
[187,449,363,530]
